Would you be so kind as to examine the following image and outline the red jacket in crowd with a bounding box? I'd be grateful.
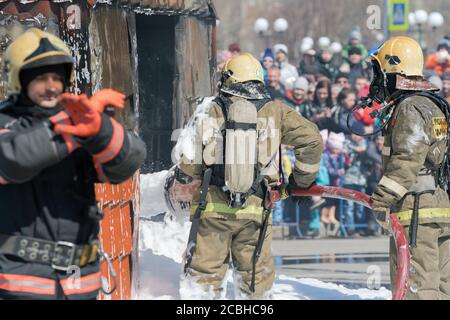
[425,52,450,77]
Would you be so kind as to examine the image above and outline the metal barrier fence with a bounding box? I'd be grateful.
[273,198,381,238]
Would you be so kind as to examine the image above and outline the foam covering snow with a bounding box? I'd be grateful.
[136,172,391,300]
[171,97,215,164]
[140,170,171,217]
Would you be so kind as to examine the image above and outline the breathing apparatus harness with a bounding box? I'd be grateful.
[348,61,450,248]
[348,60,450,192]
[346,61,400,137]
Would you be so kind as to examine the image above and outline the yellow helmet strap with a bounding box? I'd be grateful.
[219,69,233,89]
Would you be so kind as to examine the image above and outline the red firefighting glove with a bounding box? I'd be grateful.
[89,88,126,113]
[55,93,102,138]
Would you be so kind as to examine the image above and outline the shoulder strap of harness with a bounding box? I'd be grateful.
[210,97,231,187]
[395,91,449,111]
[184,167,212,274]
[213,96,233,119]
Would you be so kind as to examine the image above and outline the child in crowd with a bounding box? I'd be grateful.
[306,130,330,238]
[343,131,369,236]
[321,132,346,236]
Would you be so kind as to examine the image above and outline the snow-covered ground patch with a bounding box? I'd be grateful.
[272,276,391,300]
[140,170,170,217]
[135,171,391,300]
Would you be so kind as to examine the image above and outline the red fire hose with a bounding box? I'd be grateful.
[287,185,410,300]
[165,169,410,299]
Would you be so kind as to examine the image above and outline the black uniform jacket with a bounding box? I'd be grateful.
[0,99,146,299]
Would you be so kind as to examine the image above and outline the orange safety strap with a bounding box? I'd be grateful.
[60,272,101,296]
[92,118,124,165]
[49,111,80,153]
[0,273,56,296]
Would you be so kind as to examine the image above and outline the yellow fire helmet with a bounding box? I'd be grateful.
[221,52,264,88]
[370,36,424,77]
[3,28,74,97]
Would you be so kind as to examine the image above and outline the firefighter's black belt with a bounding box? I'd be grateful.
[0,234,99,271]
[226,121,257,130]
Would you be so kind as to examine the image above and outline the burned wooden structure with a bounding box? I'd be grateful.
[0,0,217,299]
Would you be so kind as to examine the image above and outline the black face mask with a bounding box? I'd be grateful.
[386,74,398,96]
[369,62,389,103]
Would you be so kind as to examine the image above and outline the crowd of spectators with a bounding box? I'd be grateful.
[217,31,450,238]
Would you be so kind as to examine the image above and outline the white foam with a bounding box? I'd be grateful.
[140,170,170,217]
[171,97,215,164]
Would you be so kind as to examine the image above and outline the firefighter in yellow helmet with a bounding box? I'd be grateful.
[175,53,323,299]
[0,28,145,299]
[369,36,450,299]
[3,28,74,98]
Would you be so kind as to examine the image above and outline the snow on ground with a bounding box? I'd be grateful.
[136,171,391,300]
[140,170,170,217]
[272,276,391,300]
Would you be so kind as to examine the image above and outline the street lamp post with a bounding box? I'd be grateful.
[254,17,270,48]
[429,12,445,47]
[318,37,331,50]
[273,18,288,38]
[409,10,445,50]
[254,17,289,51]
[330,40,343,65]
[330,41,343,54]
[408,12,416,33]
[297,37,314,62]
[429,12,444,31]
[414,9,428,49]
